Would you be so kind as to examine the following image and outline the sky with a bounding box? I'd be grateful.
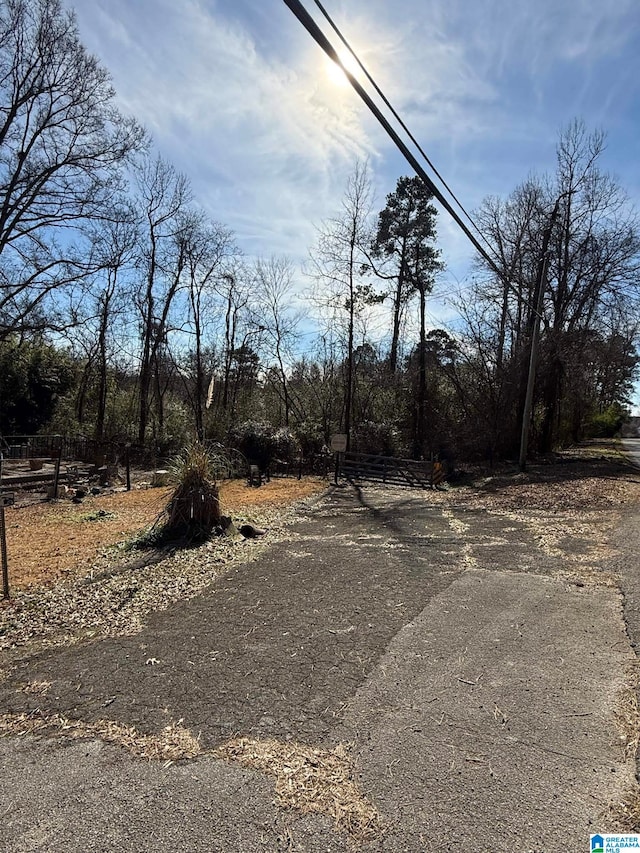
[66,0,640,399]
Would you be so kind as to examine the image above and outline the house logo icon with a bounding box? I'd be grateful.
[591,835,604,853]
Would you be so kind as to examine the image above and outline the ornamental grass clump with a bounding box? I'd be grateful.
[161,442,222,543]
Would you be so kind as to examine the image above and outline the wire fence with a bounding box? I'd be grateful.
[0,435,334,481]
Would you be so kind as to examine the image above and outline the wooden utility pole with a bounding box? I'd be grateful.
[518,197,563,471]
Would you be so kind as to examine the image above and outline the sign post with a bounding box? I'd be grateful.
[330,434,347,485]
[0,496,11,600]
[125,443,131,491]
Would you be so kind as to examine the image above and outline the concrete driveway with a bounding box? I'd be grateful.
[0,480,638,852]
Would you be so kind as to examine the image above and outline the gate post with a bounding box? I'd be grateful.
[0,503,9,600]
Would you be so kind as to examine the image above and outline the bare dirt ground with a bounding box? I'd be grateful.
[2,439,635,590]
[1,476,327,589]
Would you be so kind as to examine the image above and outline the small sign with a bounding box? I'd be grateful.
[330,434,348,453]
[0,492,15,507]
[432,461,445,485]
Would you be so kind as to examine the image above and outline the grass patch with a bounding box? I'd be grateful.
[0,713,386,843]
[216,736,386,843]
[0,710,201,762]
[609,665,640,830]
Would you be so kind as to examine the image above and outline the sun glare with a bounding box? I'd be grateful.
[324,50,361,88]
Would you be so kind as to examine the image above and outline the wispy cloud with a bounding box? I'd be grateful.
[72,0,384,255]
[69,0,639,281]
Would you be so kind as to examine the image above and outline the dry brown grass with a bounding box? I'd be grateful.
[0,710,202,761]
[0,712,386,843]
[614,669,640,762]
[215,736,386,843]
[2,477,326,589]
[610,794,640,832]
[609,664,640,831]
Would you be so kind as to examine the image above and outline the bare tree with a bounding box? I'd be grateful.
[308,160,375,449]
[133,154,191,445]
[471,120,640,455]
[215,267,251,418]
[89,206,138,440]
[252,256,301,426]
[288,335,342,444]
[0,0,144,339]
[182,215,237,440]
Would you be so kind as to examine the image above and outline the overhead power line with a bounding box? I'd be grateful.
[281,0,502,278]
[311,0,492,254]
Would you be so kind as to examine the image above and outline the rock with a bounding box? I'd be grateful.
[46,484,66,499]
[215,516,237,537]
[239,524,266,539]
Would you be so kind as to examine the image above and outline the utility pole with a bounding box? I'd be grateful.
[518,196,563,471]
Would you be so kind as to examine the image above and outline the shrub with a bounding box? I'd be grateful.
[585,405,628,438]
[351,421,404,456]
[294,421,326,456]
[227,422,301,477]
[145,443,222,544]
[229,421,280,471]
[272,427,300,461]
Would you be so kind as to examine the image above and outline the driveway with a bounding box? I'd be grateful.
[623,438,640,469]
[0,477,638,852]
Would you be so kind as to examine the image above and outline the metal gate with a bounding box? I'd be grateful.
[339,451,445,489]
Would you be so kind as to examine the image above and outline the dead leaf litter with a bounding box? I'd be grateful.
[0,479,326,654]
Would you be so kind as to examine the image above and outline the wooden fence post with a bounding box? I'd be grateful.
[0,493,9,600]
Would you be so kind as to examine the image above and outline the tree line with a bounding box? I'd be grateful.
[0,0,638,467]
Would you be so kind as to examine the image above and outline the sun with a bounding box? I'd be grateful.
[324,50,361,88]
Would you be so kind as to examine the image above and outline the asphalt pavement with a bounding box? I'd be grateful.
[622,438,640,469]
[0,481,637,852]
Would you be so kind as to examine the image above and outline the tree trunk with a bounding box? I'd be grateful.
[389,238,408,373]
[95,291,111,441]
[344,237,355,451]
[414,284,427,458]
[193,308,204,442]
[138,253,156,445]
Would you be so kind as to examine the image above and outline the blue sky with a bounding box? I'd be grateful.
[67,0,640,399]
